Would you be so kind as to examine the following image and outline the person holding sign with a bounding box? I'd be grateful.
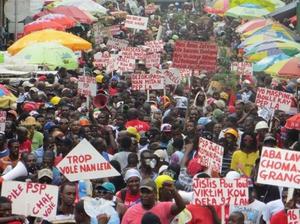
[0,196,25,223]
[230,133,259,177]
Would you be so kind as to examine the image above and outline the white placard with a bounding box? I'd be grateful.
[125,15,148,30]
[78,76,97,97]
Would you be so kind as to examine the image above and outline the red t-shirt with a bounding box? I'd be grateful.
[125,120,150,132]
[116,189,140,207]
[187,204,215,224]
[270,210,288,224]
[19,139,32,154]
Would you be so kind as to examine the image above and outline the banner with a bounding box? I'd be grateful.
[257,147,300,188]
[145,40,164,53]
[231,62,253,78]
[131,73,164,91]
[1,181,59,219]
[56,139,120,181]
[106,38,129,50]
[0,111,6,132]
[164,68,181,85]
[255,87,293,112]
[287,209,300,224]
[78,76,97,97]
[197,137,224,173]
[193,178,248,206]
[146,53,161,68]
[172,41,218,72]
[125,15,149,30]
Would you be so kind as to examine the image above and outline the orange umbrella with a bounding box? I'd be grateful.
[265,57,300,78]
[236,19,273,33]
[37,13,77,29]
[285,114,300,130]
[24,20,66,34]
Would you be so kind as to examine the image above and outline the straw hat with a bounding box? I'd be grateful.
[21,116,40,126]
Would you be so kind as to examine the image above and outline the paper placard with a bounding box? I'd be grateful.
[131,73,164,91]
[145,53,161,68]
[193,178,249,206]
[172,41,218,72]
[118,58,136,72]
[125,15,148,30]
[145,40,164,53]
[78,76,97,97]
[94,51,110,69]
[257,147,300,188]
[231,62,253,78]
[1,181,59,219]
[255,87,293,112]
[0,111,7,132]
[121,47,146,60]
[56,139,120,181]
[197,137,224,173]
[106,38,129,50]
[164,68,181,85]
[287,209,300,224]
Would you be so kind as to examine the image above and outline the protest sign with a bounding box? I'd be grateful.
[172,41,218,72]
[106,38,129,50]
[121,47,146,60]
[257,147,300,188]
[231,62,253,78]
[1,181,58,219]
[109,25,121,36]
[94,51,110,69]
[0,111,6,132]
[146,53,161,68]
[106,54,119,74]
[255,87,293,112]
[125,15,149,30]
[257,106,274,122]
[193,178,248,206]
[164,68,181,85]
[56,138,120,181]
[78,76,97,97]
[145,4,159,15]
[131,73,164,91]
[145,40,164,53]
[197,137,224,173]
[287,209,300,224]
[118,58,136,72]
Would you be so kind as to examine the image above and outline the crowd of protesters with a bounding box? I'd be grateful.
[0,0,300,224]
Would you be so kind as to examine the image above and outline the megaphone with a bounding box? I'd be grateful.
[93,94,109,109]
[2,161,28,181]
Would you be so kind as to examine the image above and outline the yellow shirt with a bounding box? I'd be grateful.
[230,150,259,177]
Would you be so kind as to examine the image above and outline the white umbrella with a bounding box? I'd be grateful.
[54,0,107,14]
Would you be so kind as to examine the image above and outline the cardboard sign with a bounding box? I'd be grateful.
[197,137,224,173]
[145,40,164,53]
[145,53,161,68]
[231,62,253,78]
[121,47,146,60]
[56,139,120,181]
[164,68,181,85]
[0,111,6,132]
[172,41,218,72]
[1,181,59,219]
[125,15,148,30]
[255,87,293,112]
[118,58,136,72]
[109,25,121,36]
[106,54,119,74]
[131,73,164,91]
[257,147,300,188]
[94,51,110,69]
[257,106,274,122]
[193,178,249,206]
[78,76,97,97]
[287,209,300,224]
[106,38,129,50]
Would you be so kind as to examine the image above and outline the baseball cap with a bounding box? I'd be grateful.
[22,81,34,88]
[96,182,115,194]
[38,168,53,180]
[154,149,168,162]
[30,87,39,93]
[160,123,172,132]
[140,178,157,192]
[224,128,239,139]
[264,133,276,143]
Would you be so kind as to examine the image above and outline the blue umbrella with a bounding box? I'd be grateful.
[253,53,290,72]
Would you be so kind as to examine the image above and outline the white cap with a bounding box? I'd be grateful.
[255,121,268,132]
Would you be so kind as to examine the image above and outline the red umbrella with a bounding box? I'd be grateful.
[37,13,77,29]
[34,6,95,24]
[24,20,66,34]
[285,114,300,130]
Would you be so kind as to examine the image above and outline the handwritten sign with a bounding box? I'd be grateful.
[118,58,136,72]
[131,73,164,91]
[164,68,181,85]
[121,47,146,60]
[109,25,121,36]
[106,38,129,50]
[257,147,300,188]
[78,76,97,97]
[255,87,293,112]
[173,41,218,72]
[56,139,120,181]
[288,209,300,224]
[145,40,164,53]
[1,181,58,219]
[231,62,253,78]
[146,53,161,68]
[193,178,248,206]
[0,111,6,132]
[197,137,224,173]
[94,51,110,69]
[125,15,148,30]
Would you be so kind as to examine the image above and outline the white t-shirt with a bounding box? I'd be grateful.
[230,199,267,224]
